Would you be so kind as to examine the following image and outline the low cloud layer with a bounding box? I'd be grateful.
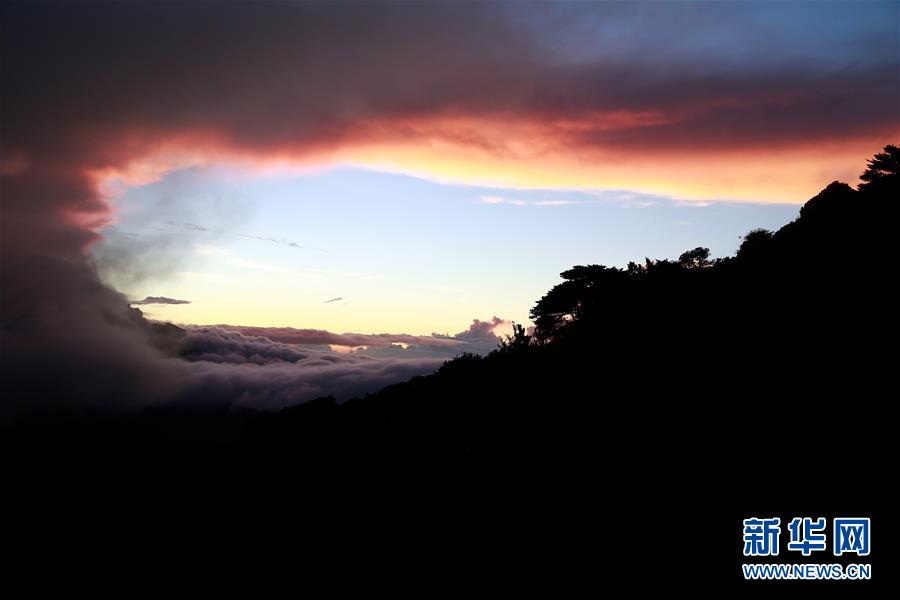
[0,312,509,419]
[201,316,511,359]
[130,296,191,306]
[164,318,511,407]
[173,357,443,410]
[170,326,445,409]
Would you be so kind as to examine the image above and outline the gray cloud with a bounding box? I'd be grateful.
[452,316,509,345]
[1,311,504,420]
[90,169,251,294]
[130,296,191,305]
[172,355,444,410]
[160,321,513,407]
[215,317,509,360]
[170,325,445,408]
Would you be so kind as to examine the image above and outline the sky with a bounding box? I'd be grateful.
[2,1,898,411]
[95,165,800,334]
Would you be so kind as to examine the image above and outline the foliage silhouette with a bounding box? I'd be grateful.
[858,143,899,195]
[678,246,712,269]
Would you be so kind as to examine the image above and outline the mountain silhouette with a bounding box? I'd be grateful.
[3,145,896,593]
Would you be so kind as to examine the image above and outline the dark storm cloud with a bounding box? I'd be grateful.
[560,67,897,151]
[1,2,532,163]
[3,1,896,168]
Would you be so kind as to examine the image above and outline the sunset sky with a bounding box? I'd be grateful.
[97,165,802,334]
[3,0,899,345]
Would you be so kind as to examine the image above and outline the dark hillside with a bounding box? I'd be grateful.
[4,146,897,592]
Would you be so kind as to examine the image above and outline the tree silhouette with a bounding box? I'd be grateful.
[735,228,773,262]
[677,247,711,269]
[858,144,899,194]
[497,323,532,353]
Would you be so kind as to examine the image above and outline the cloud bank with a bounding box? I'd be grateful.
[3,2,897,204]
[209,316,512,358]
[170,326,446,409]
[0,311,509,419]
